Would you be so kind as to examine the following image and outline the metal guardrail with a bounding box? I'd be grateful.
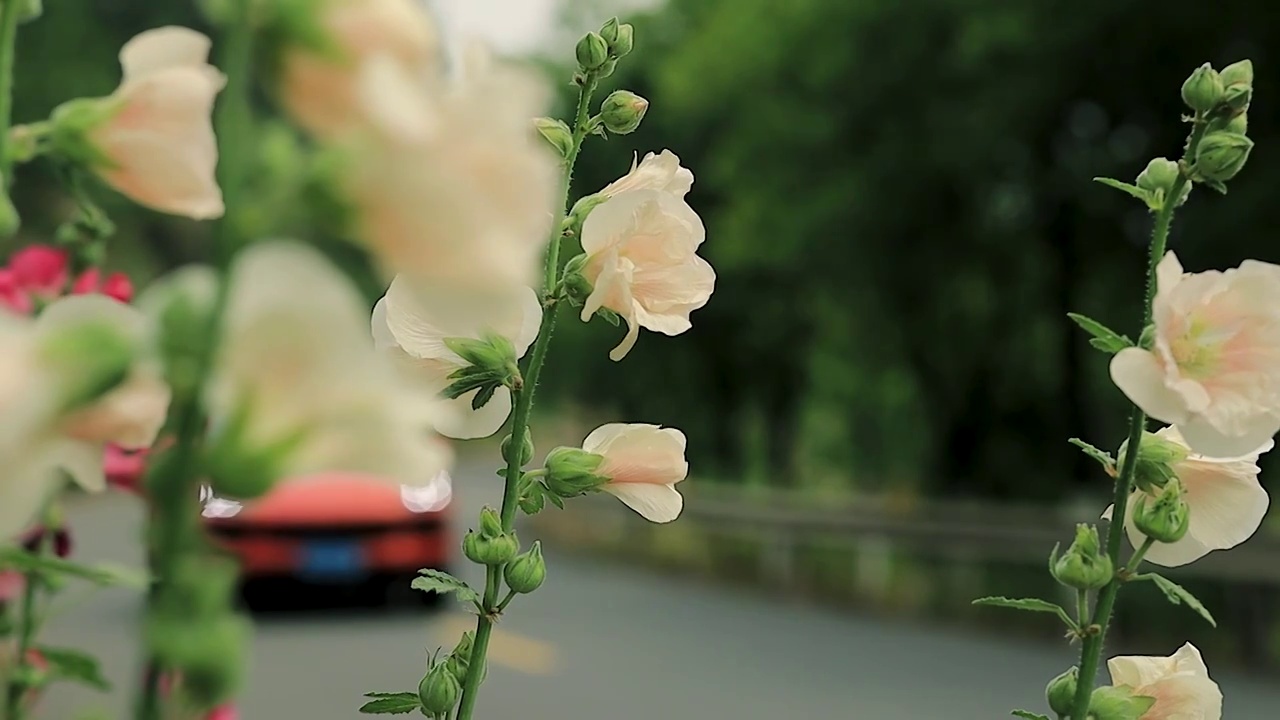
[534,484,1280,587]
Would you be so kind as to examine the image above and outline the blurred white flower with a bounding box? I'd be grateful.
[1104,425,1270,567]
[339,47,559,289]
[1107,643,1222,719]
[1110,251,1280,457]
[84,26,226,219]
[582,423,688,523]
[280,0,438,138]
[208,241,450,486]
[372,275,540,439]
[600,150,694,199]
[578,188,715,361]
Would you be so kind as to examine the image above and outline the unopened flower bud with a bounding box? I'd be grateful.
[501,429,535,467]
[1193,131,1253,183]
[1221,84,1252,114]
[444,631,486,686]
[1181,63,1224,113]
[462,529,519,566]
[479,506,503,539]
[1134,157,1188,208]
[1219,59,1253,90]
[543,447,608,498]
[533,117,573,159]
[600,90,649,135]
[608,23,634,57]
[418,662,461,716]
[1118,431,1189,493]
[596,57,618,79]
[575,32,609,71]
[504,541,546,594]
[1134,480,1191,544]
[1225,112,1248,134]
[600,17,621,45]
[1052,524,1113,590]
[1089,685,1156,720]
[1046,667,1079,717]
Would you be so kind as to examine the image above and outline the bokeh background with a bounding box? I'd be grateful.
[16,0,1280,718]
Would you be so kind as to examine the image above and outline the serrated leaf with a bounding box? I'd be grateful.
[1069,438,1117,473]
[471,383,498,410]
[411,569,479,605]
[37,646,110,691]
[1067,313,1132,354]
[1134,573,1216,627]
[972,596,1075,629]
[442,376,497,400]
[359,693,420,714]
[1093,177,1153,204]
[1011,712,1051,720]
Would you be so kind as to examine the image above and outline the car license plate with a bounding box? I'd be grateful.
[299,540,366,581]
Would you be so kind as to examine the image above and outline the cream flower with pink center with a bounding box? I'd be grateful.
[1106,643,1222,719]
[581,423,688,522]
[1110,251,1280,457]
[1103,425,1270,567]
[579,189,715,361]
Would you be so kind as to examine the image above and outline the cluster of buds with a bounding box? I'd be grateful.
[1181,61,1255,185]
[462,507,520,566]
[0,244,132,316]
[574,16,635,79]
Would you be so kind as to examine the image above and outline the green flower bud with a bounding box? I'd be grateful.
[543,447,609,498]
[1051,524,1114,590]
[1134,480,1191,544]
[600,17,621,44]
[1089,685,1157,720]
[1225,112,1248,134]
[444,631,486,686]
[1046,667,1078,717]
[533,117,573,159]
[1219,59,1253,90]
[599,90,649,135]
[608,23,635,57]
[501,429,535,467]
[417,661,461,716]
[1221,84,1252,114]
[504,541,547,594]
[575,32,609,71]
[1118,431,1189,493]
[479,506,503,539]
[596,57,618,79]
[1181,63,1224,113]
[1134,157,1189,209]
[1193,131,1253,183]
[462,529,520,566]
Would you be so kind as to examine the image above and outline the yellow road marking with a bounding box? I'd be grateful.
[432,613,557,676]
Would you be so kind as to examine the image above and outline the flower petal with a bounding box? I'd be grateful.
[120,26,213,83]
[1177,412,1280,459]
[433,386,512,440]
[603,482,684,523]
[1110,348,1191,425]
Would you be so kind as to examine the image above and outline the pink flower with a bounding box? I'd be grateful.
[9,245,69,299]
[1107,643,1222,719]
[1110,251,1280,457]
[206,705,239,720]
[105,445,148,493]
[73,268,136,303]
[581,423,688,522]
[0,269,32,315]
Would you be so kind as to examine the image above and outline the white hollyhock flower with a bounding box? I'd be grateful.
[1110,251,1280,457]
[372,275,540,439]
[600,150,694,198]
[1104,426,1270,567]
[578,189,715,360]
[81,26,226,219]
[208,242,450,486]
[1107,643,1222,719]
[582,423,688,523]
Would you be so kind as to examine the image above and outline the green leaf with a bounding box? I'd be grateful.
[1133,573,1216,627]
[359,692,421,714]
[595,307,622,326]
[1069,438,1117,473]
[1067,313,1132,354]
[411,569,479,605]
[972,596,1075,629]
[546,490,565,509]
[1011,712,1051,720]
[1093,177,1154,205]
[1201,177,1229,194]
[471,383,498,411]
[37,646,110,691]
[0,548,141,587]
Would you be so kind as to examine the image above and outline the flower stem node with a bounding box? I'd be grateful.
[1134,158,1188,209]
[1051,524,1114,590]
[575,32,609,71]
[504,541,547,594]
[1133,479,1191,544]
[1046,667,1079,717]
[1181,63,1224,113]
[543,447,609,498]
[417,661,461,716]
[599,90,649,135]
[1192,131,1253,183]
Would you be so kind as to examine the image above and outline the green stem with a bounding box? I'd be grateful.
[133,5,253,719]
[1125,537,1156,575]
[1068,121,1208,719]
[1075,589,1088,629]
[0,0,22,183]
[5,503,55,720]
[453,70,600,720]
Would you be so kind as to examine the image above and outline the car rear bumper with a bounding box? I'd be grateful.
[206,516,451,580]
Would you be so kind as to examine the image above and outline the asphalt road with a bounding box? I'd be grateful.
[37,468,1280,719]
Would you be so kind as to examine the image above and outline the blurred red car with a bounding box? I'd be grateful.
[199,470,455,608]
